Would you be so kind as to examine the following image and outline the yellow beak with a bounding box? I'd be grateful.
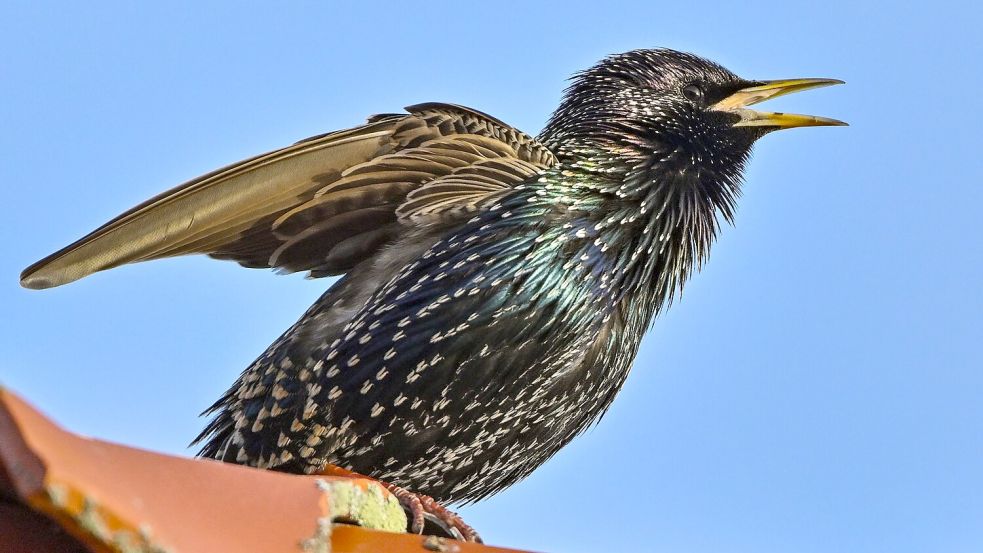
[712,78,847,129]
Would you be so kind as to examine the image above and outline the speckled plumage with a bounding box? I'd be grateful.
[22,49,844,505]
[194,50,759,503]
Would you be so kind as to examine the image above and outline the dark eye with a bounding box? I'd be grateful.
[682,84,705,103]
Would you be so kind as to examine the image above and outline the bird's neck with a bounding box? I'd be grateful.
[538,144,737,325]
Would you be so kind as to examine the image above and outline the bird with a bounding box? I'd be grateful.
[21,48,844,541]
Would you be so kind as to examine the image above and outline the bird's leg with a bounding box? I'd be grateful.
[315,464,482,543]
[381,482,482,543]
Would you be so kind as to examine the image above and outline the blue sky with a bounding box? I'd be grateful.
[1,2,980,552]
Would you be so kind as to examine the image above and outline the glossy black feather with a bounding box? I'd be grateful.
[195,49,777,502]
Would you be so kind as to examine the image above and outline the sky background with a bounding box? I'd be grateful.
[1,2,980,552]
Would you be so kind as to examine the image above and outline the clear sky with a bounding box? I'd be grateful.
[1,2,980,552]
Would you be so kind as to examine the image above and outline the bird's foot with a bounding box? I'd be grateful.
[316,464,481,542]
[379,481,482,543]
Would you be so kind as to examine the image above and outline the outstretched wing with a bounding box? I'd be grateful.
[20,104,556,289]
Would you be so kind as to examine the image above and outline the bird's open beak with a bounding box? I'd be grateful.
[712,78,847,129]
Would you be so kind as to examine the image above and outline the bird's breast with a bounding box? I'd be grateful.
[276,193,641,499]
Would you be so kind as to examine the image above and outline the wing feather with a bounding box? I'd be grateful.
[21,103,557,289]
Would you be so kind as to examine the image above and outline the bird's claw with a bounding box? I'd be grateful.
[381,482,482,543]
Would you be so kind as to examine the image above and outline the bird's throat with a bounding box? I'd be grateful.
[540,155,735,325]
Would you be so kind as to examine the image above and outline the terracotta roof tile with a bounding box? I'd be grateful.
[0,388,535,553]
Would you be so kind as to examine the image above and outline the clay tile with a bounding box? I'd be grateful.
[0,388,534,553]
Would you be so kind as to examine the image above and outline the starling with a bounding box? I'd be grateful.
[21,49,844,540]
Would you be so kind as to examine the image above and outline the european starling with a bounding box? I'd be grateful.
[21,49,844,540]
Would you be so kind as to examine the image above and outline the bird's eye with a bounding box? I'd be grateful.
[682,84,705,103]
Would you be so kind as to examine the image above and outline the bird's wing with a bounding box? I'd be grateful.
[20,103,556,289]
[395,157,544,224]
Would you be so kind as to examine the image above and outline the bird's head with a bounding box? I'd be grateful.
[541,48,845,219]
[538,49,844,305]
